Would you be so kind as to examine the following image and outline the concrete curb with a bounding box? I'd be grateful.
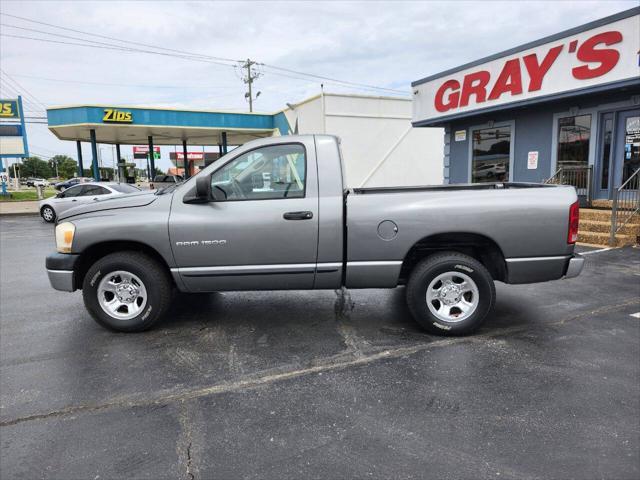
[0,211,40,217]
[0,201,40,217]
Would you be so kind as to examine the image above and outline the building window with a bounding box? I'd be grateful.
[557,115,591,169]
[471,126,511,183]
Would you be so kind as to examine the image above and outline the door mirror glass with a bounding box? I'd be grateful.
[196,175,211,200]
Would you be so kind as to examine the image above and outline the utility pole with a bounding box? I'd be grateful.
[240,58,261,112]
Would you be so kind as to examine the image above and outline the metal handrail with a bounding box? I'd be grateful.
[544,165,593,206]
[610,167,640,246]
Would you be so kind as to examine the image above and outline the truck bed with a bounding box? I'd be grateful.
[351,182,557,195]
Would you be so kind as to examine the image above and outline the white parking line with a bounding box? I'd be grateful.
[580,247,614,255]
[630,312,640,319]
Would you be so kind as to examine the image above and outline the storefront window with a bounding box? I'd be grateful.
[471,126,511,183]
[557,115,591,169]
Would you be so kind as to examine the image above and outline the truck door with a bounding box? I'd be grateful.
[169,139,319,292]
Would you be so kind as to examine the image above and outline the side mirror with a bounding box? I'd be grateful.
[195,175,211,200]
[184,176,211,204]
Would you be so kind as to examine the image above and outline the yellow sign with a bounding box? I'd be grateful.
[0,100,19,118]
[103,108,133,123]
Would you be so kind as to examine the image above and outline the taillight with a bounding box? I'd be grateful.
[568,200,579,244]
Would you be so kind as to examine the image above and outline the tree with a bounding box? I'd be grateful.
[49,155,78,179]
[21,157,53,178]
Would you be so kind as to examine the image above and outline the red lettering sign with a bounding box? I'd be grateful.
[488,59,523,100]
[434,79,460,112]
[432,30,623,114]
[572,31,622,80]
[522,45,563,91]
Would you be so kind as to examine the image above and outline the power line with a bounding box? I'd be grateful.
[9,73,239,90]
[1,13,408,96]
[0,70,48,109]
[0,12,239,63]
[0,33,236,68]
[260,63,407,95]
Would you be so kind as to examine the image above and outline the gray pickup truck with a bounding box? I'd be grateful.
[46,135,584,334]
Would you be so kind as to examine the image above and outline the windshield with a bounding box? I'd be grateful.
[110,184,142,193]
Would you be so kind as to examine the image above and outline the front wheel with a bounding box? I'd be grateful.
[82,251,173,332]
[40,205,56,223]
[406,252,495,336]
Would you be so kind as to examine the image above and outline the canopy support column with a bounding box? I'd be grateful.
[90,129,99,181]
[115,143,122,181]
[76,141,84,177]
[182,140,189,179]
[148,136,156,179]
[221,131,228,154]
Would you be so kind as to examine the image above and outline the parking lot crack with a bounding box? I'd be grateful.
[334,287,368,357]
[176,401,196,480]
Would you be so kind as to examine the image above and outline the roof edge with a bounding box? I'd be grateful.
[411,7,640,88]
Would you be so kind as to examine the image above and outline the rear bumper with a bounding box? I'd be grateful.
[45,252,80,292]
[505,253,584,284]
[563,253,585,279]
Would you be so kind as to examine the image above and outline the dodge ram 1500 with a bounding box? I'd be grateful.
[45,135,584,334]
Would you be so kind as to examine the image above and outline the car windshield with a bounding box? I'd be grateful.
[110,184,141,193]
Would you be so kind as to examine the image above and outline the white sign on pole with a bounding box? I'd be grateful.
[527,151,539,170]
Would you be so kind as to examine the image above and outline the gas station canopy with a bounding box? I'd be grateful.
[46,104,290,146]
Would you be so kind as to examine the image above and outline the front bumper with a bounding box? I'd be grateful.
[45,252,81,292]
[563,253,585,279]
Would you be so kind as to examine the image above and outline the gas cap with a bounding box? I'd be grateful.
[377,220,399,241]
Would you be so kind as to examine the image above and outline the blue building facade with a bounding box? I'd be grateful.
[412,8,640,200]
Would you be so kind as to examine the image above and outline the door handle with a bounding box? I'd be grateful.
[283,211,313,220]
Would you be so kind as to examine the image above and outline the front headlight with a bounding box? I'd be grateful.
[55,222,75,253]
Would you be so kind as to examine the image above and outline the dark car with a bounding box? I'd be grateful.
[54,177,89,191]
[149,174,183,190]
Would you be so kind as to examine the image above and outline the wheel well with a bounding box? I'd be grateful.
[399,233,507,283]
[75,241,174,289]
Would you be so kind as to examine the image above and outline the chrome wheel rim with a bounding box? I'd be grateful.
[97,271,147,320]
[42,207,54,221]
[426,271,479,323]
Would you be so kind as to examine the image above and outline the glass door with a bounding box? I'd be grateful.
[612,109,640,193]
[595,113,614,199]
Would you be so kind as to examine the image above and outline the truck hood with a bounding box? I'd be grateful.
[58,191,159,221]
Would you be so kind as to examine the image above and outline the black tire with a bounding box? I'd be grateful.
[406,252,495,336]
[40,205,56,223]
[82,251,173,332]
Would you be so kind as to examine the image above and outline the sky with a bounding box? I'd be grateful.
[0,0,637,171]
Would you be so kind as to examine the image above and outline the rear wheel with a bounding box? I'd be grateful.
[82,251,173,332]
[406,252,495,336]
[40,205,56,223]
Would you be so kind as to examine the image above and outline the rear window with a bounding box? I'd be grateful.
[110,184,141,193]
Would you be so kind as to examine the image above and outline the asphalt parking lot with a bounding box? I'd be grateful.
[1,215,639,480]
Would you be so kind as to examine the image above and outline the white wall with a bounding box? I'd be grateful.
[283,93,443,188]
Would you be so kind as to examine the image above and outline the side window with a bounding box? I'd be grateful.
[210,144,306,201]
[82,185,110,196]
[60,185,83,198]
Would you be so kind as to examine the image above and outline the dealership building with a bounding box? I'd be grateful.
[412,7,640,201]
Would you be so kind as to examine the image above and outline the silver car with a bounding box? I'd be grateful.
[39,182,141,223]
